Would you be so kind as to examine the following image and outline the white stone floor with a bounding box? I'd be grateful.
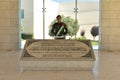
[0,50,120,80]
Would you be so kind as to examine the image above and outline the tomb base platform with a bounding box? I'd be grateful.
[20,39,95,71]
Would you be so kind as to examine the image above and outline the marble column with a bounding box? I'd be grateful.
[0,0,19,50]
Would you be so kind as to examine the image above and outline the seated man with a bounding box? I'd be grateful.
[51,15,68,39]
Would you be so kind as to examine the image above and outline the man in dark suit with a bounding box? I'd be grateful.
[51,15,68,39]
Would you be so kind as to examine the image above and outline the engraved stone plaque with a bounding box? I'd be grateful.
[21,39,95,71]
[25,40,91,58]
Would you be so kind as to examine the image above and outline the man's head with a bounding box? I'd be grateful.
[56,15,62,22]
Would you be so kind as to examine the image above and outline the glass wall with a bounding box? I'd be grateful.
[20,0,99,49]
[77,0,99,49]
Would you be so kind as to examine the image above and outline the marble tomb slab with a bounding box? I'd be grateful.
[20,39,95,71]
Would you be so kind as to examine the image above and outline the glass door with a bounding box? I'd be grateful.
[45,0,75,39]
[44,0,59,39]
[77,0,99,49]
[20,0,34,48]
[20,0,99,49]
[45,0,77,39]
[34,0,43,39]
[58,0,77,39]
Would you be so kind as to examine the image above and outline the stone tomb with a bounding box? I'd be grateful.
[20,39,95,71]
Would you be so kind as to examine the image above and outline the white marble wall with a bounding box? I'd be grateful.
[101,0,120,51]
[0,0,19,50]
